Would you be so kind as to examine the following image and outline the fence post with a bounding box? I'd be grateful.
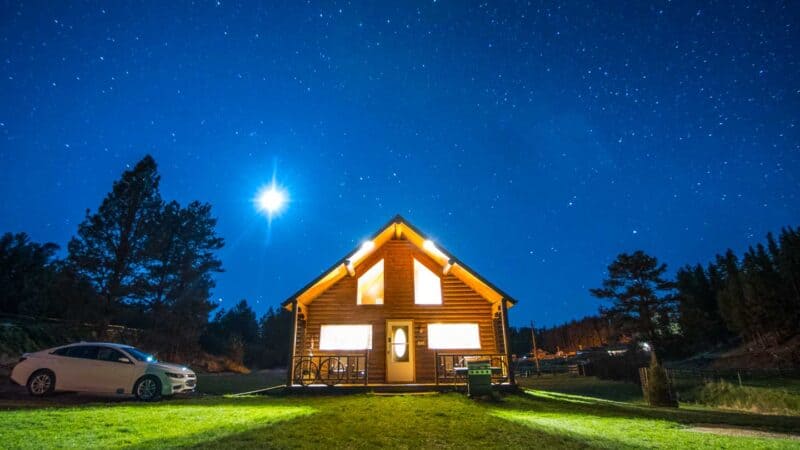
[364,349,369,385]
[435,352,439,386]
[737,371,742,387]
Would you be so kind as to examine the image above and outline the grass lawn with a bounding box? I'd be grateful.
[517,373,644,403]
[1,389,799,448]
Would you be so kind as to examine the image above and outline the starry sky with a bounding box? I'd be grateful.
[1,1,798,327]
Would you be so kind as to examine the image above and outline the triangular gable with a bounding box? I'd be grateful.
[282,215,517,310]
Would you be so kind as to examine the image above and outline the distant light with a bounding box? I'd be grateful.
[256,184,287,216]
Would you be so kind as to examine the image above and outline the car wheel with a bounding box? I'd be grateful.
[134,375,162,402]
[27,370,56,397]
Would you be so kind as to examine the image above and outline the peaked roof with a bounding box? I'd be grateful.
[282,215,517,309]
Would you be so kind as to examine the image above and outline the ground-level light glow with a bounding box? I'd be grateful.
[427,323,481,349]
[319,324,373,350]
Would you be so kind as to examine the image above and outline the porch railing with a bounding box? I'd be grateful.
[434,352,510,385]
[291,351,369,386]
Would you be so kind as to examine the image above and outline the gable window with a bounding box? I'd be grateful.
[319,325,373,350]
[414,259,442,305]
[357,259,384,305]
[427,323,481,349]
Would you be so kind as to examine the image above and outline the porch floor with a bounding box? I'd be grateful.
[281,382,517,395]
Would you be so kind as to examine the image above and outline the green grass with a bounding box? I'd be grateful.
[517,373,644,403]
[196,370,286,395]
[1,390,799,448]
[682,380,800,416]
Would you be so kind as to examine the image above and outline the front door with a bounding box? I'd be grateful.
[386,320,414,383]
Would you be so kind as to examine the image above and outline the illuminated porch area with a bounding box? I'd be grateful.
[288,351,514,390]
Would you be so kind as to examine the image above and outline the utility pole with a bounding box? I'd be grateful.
[530,320,541,375]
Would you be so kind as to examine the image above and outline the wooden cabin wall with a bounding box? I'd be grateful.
[298,238,499,383]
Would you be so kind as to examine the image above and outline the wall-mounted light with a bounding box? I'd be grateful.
[349,240,375,264]
[423,239,446,261]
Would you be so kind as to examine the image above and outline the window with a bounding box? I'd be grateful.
[319,325,373,350]
[96,347,126,363]
[52,347,71,356]
[414,259,442,304]
[427,324,481,349]
[64,345,99,360]
[357,259,384,305]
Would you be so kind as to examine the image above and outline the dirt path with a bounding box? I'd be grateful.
[688,424,800,440]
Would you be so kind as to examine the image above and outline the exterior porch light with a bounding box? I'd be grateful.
[349,240,375,265]
[423,239,447,261]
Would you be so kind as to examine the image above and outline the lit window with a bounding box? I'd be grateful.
[319,325,373,350]
[427,324,481,349]
[357,259,384,305]
[414,259,442,304]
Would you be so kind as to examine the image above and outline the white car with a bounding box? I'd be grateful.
[10,342,197,401]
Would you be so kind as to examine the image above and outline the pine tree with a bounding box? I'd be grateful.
[716,250,751,340]
[139,200,224,356]
[590,251,676,355]
[675,264,729,349]
[258,306,293,368]
[67,155,162,315]
[0,232,59,315]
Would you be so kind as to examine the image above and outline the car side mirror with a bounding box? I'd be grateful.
[118,357,132,364]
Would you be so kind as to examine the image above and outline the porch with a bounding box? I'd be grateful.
[289,351,514,389]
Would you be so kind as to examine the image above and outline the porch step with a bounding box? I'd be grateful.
[370,391,440,396]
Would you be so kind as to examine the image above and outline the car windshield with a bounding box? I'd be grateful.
[124,347,158,363]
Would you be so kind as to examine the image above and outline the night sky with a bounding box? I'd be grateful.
[1,2,798,327]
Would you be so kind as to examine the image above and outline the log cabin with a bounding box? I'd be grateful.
[282,215,517,388]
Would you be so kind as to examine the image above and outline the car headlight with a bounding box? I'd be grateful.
[165,372,185,379]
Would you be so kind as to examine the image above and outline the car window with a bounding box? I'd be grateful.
[52,347,71,356]
[65,345,99,360]
[96,347,126,363]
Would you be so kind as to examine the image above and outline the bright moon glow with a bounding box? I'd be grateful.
[256,184,287,215]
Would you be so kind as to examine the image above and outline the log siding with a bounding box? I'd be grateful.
[296,238,499,383]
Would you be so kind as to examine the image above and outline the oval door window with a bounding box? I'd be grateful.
[393,326,408,361]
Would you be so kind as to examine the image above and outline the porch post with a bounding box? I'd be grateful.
[500,298,515,385]
[285,298,299,387]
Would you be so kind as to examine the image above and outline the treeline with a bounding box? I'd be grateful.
[537,316,617,354]
[200,301,292,369]
[537,227,800,358]
[677,227,800,350]
[0,156,288,368]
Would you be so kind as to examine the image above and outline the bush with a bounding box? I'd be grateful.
[644,354,678,407]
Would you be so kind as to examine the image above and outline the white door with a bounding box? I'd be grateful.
[386,320,414,383]
[56,345,100,391]
[94,347,137,393]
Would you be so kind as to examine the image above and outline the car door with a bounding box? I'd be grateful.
[48,347,78,391]
[93,347,137,394]
[59,345,100,391]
